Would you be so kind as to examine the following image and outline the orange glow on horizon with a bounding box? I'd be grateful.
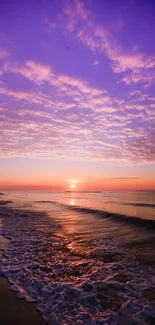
[0,177,155,191]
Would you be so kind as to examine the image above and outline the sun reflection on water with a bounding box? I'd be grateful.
[70,198,75,205]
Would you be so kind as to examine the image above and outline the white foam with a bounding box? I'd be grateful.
[0,206,155,325]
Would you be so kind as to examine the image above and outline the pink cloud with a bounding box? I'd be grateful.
[122,69,155,87]
[78,30,99,52]
[122,133,155,163]
[4,59,105,101]
[61,0,155,87]
[75,0,90,22]
[0,86,46,104]
[79,29,155,84]
[63,0,91,31]
[0,49,9,59]
[1,55,155,163]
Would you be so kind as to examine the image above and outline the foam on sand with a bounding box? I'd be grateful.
[0,206,155,324]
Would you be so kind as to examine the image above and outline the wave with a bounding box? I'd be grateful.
[106,201,155,208]
[35,200,58,204]
[1,205,155,324]
[36,200,155,229]
[71,206,155,229]
[0,200,12,205]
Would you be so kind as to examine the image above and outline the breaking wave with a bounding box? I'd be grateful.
[0,205,155,324]
[36,200,155,230]
[106,202,155,208]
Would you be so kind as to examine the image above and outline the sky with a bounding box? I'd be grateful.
[0,0,155,190]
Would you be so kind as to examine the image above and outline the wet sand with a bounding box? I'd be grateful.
[0,231,46,325]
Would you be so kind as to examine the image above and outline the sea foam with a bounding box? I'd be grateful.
[0,206,155,325]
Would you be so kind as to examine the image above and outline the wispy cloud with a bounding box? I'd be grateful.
[0,1,154,165]
[87,177,140,182]
[62,0,155,87]
[0,57,155,163]
[0,49,9,59]
[93,60,99,65]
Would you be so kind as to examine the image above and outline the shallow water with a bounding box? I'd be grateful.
[2,190,155,262]
[3,189,155,220]
[0,190,155,324]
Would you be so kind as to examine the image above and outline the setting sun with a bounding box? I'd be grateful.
[71,183,76,190]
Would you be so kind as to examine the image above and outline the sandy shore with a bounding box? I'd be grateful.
[0,227,46,325]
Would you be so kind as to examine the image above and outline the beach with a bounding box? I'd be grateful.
[0,220,46,325]
[0,191,155,324]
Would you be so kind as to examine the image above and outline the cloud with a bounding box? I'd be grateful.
[122,133,155,163]
[93,60,99,65]
[111,53,155,73]
[0,56,155,163]
[63,0,91,31]
[108,177,139,180]
[2,59,109,111]
[87,177,140,182]
[121,69,155,87]
[0,49,9,59]
[62,0,155,87]
[0,1,154,164]
[0,86,44,104]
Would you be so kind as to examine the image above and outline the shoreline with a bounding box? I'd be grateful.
[0,217,46,325]
[1,203,155,324]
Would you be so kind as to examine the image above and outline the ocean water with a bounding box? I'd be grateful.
[0,190,155,324]
[3,189,155,219]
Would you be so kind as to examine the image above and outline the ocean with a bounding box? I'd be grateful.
[0,190,155,324]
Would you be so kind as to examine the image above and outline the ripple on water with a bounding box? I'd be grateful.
[0,206,155,325]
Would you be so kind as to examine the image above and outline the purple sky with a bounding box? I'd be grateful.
[0,0,155,189]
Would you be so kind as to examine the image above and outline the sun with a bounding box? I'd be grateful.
[71,183,76,190]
